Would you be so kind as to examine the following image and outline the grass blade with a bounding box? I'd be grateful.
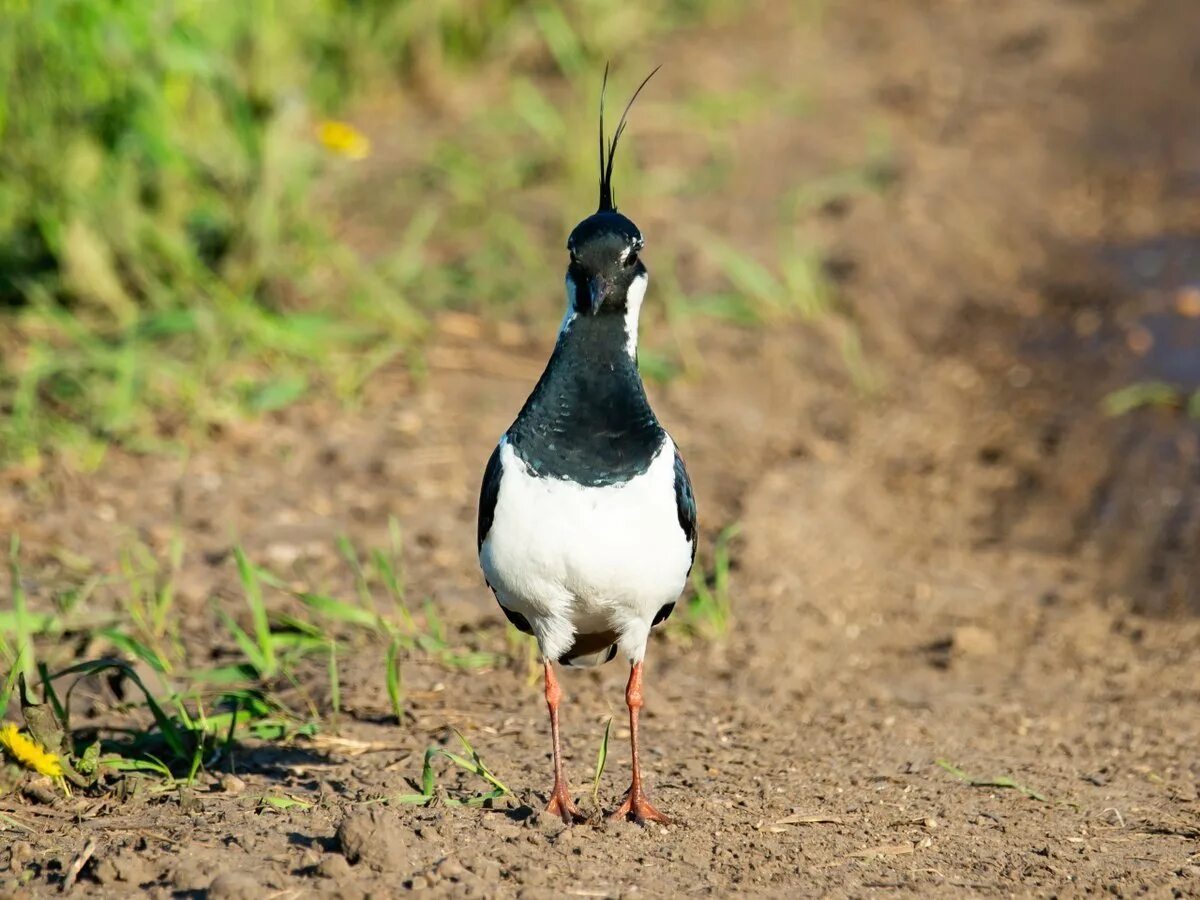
[298,592,379,630]
[386,636,404,724]
[336,536,378,617]
[53,659,188,761]
[217,609,268,676]
[592,716,612,807]
[327,641,340,716]
[234,548,276,678]
[935,758,1048,802]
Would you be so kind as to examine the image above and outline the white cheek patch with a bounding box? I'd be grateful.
[623,272,648,358]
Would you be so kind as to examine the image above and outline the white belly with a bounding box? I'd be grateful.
[480,436,692,661]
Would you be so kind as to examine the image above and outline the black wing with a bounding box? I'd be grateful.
[652,448,697,631]
[477,442,503,550]
[673,447,698,567]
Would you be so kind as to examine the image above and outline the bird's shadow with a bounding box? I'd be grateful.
[486,802,537,824]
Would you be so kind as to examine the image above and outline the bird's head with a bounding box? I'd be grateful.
[564,65,658,319]
[566,210,645,318]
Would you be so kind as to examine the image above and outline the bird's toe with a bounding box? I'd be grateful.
[609,787,671,826]
[546,786,586,825]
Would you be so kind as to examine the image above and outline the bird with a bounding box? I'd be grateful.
[477,66,696,826]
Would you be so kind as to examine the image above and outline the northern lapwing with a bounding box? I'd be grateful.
[477,67,696,825]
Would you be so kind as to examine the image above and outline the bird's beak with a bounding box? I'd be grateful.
[587,276,606,315]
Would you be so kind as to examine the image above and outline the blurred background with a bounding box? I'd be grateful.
[2,0,844,463]
[2,0,1196,606]
[1,0,1199,894]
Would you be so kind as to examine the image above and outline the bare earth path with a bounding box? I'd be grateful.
[4,1,1200,896]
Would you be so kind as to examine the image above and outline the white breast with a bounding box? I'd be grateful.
[479,436,692,662]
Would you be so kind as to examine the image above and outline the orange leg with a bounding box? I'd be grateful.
[543,660,584,824]
[610,661,671,825]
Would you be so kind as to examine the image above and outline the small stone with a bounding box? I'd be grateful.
[207,872,261,900]
[265,543,301,567]
[91,849,153,886]
[111,852,154,885]
[435,857,468,882]
[336,807,412,872]
[470,859,502,883]
[219,774,246,795]
[952,625,998,657]
[318,854,353,879]
[924,818,938,829]
[22,780,58,806]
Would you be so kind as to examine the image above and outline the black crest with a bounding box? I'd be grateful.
[597,63,662,213]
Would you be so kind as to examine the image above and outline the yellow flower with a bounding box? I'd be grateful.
[0,722,64,778]
[317,120,371,160]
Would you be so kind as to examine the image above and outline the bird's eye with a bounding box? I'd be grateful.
[624,249,639,267]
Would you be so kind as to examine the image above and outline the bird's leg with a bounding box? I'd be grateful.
[610,660,671,825]
[543,660,584,824]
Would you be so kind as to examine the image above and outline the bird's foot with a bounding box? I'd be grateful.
[609,785,671,826]
[545,782,585,825]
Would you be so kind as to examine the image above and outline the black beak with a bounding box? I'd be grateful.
[587,276,606,315]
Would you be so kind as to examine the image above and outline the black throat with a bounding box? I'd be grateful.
[507,312,663,486]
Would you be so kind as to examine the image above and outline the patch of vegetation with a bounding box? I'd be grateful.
[0,0,741,467]
[390,729,510,808]
[0,525,500,796]
[0,1,882,466]
[591,715,613,808]
[1102,381,1200,418]
[671,523,739,639]
[935,758,1048,802]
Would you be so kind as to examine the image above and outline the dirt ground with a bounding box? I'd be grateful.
[4,0,1200,896]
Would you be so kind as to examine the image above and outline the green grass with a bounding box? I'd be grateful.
[673,523,740,639]
[1103,381,1200,418]
[935,758,1048,802]
[0,0,414,463]
[0,1,734,467]
[390,729,511,808]
[591,715,613,809]
[0,0,882,467]
[0,529,503,794]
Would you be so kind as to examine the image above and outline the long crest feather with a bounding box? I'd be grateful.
[598,63,611,211]
[597,65,661,213]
